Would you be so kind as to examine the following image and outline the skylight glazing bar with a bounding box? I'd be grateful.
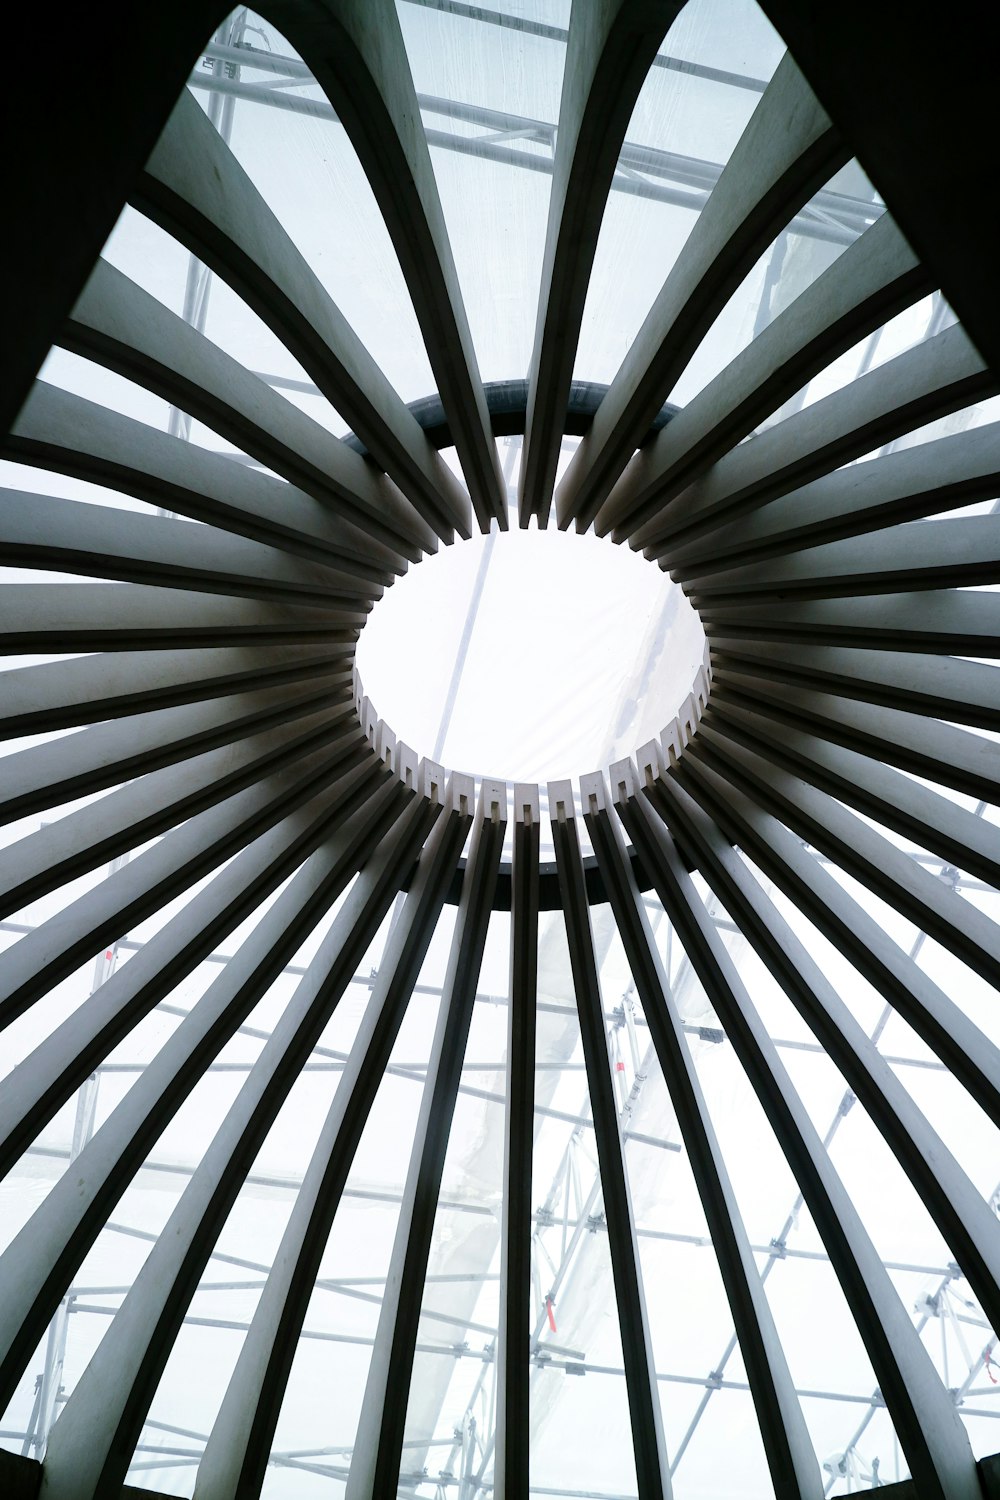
[189,59,875,242]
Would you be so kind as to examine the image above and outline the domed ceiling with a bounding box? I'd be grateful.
[2,4,1000,1500]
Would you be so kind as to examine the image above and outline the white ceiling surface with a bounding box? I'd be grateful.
[2,1,1000,1497]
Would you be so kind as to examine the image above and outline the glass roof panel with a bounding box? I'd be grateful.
[397,0,567,385]
[202,11,436,406]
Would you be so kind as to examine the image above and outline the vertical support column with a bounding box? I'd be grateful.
[548,779,671,1500]
[494,783,540,1500]
[583,767,822,1500]
[346,778,507,1500]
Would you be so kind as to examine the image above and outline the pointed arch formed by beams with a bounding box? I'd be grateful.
[517,0,684,528]
[134,87,473,546]
[265,0,507,531]
[555,51,848,532]
[596,209,932,542]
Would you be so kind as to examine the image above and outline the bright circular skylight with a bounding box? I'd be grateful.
[356,511,707,783]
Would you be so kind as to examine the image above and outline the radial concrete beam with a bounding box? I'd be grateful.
[686,515,1000,604]
[671,753,1000,1134]
[346,778,503,1500]
[0,734,373,1029]
[638,322,995,557]
[193,773,474,1500]
[65,257,437,560]
[0,681,352,824]
[0,488,378,608]
[518,0,682,526]
[598,210,931,540]
[614,781,981,1500]
[708,641,1000,732]
[494,784,540,1500]
[0,760,392,1187]
[586,768,821,1500]
[705,693,1000,892]
[550,778,671,1500]
[135,87,472,542]
[0,712,361,921]
[710,668,1000,805]
[644,765,1000,1343]
[267,0,506,530]
[8,382,410,575]
[556,52,847,531]
[666,420,1000,577]
[0,775,415,1418]
[0,582,361,655]
[702,587,1000,656]
[691,720,1000,989]
[0,647,350,741]
[37,782,441,1500]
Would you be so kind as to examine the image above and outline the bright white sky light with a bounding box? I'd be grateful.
[356,510,707,783]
